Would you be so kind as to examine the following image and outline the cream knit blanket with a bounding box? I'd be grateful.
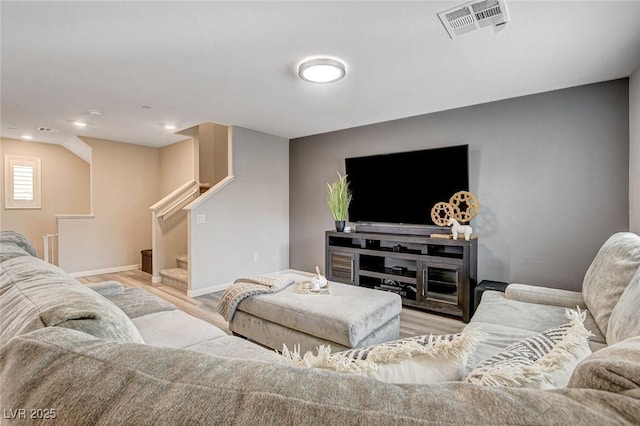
[216,274,295,321]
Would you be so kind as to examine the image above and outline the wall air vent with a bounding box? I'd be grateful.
[36,126,60,133]
[437,0,509,39]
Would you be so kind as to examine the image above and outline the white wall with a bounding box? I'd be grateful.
[189,126,289,295]
[630,66,640,234]
[58,137,160,274]
[160,138,194,196]
[0,138,91,260]
[290,80,630,291]
[158,138,195,269]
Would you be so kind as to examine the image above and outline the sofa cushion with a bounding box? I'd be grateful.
[567,336,640,397]
[582,232,640,336]
[106,287,177,318]
[465,309,592,389]
[470,291,605,344]
[0,230,38,261]
[2,327,638,425]
[187,335,275,362]
[132,310,227,348]
[0,255,144,345]
[606,267,640,344]
[85,280,125,297]
[278,330,485,385]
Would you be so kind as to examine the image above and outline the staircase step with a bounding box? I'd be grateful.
[176,255,188,270]
[159,268,188,292]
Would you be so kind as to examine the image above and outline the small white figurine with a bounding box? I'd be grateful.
[312,265,328,288]
[447,218,473,241]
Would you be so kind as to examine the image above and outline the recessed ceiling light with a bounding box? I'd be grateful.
[21,135,33,140]
[8,127,17,132]
[298,57,346,83]
[88,108,102,116]
[164,124,177,130]
[141,105,152,110]
[73,121,87,127]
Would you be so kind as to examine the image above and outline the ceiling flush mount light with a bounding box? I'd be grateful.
[21,135,33,140]
[73,121,87,127]
[298,57,346,83]
[164,124,177,130]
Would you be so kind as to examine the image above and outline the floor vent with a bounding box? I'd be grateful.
[438,0,509,39]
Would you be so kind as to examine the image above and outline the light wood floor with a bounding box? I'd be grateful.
[77,269,464,338]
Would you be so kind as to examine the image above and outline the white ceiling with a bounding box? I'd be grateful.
[2,1,640,148]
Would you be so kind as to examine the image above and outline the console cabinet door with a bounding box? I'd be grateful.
[418,261,464,319]
[327,250,357,285]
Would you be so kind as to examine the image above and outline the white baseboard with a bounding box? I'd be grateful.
[188,283,229,297]
[70,264,140,278]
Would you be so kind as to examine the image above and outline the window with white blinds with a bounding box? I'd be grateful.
[4,155,41,209]
[13,165,34,200]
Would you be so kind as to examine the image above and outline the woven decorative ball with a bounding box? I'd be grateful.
[449,191,479,223]
[431,201,455,226]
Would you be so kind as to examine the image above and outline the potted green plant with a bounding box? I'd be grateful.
[326,171,352,232]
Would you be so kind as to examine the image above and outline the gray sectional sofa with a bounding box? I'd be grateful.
[1,230,639,425]
[465,232,640,370]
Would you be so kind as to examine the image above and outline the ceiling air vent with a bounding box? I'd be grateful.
[438,0,509,39]
[36,126,60,133]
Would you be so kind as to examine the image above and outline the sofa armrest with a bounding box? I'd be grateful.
[505,283,586,309]
[85,281,125,297]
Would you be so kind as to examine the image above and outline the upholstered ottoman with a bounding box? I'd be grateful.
[229,272,402,353]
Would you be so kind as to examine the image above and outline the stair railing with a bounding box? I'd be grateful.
[149,179,200,284]
[150,180,199,221]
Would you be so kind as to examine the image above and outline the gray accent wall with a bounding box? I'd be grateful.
[290,80,630,291]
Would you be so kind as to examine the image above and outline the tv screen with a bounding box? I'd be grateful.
[345,145,469,226]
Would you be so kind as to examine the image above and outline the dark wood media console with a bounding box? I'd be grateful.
[325,229,478,323]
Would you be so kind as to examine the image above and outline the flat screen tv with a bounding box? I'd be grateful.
[345,145,469,226]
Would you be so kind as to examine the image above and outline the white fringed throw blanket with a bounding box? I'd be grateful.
[216,274,295,321]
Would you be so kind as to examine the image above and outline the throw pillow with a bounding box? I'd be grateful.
[464,308,592,389]
[277,330,485,385]
[0,230,38,260]
[1,255,145,344]
[606,267,640,344]
[567,336,640,393]
[581,232,640,336]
